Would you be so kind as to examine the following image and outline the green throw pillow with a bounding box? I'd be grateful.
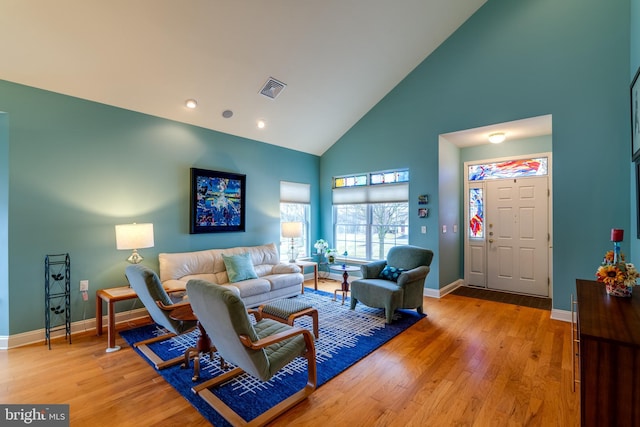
[222,252,258,283]
[379,265,406,282]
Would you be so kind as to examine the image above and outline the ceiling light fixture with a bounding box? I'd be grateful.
[488,132,506,144]
[257,120,266,129]
[185,99,198,109]
[222,110,233,118]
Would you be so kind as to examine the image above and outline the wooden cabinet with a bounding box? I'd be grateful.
[575,279,640,426]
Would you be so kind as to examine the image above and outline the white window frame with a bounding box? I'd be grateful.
[332,169,409,261]
[280,181,310,261]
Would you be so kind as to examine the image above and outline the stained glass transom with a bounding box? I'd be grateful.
[334,169,409,188]
[468,157,547,181]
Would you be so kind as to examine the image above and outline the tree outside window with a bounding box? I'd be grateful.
[334,202,408,260]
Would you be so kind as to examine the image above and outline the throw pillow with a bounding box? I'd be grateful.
[379,265,406,282]
[222,252,258,283]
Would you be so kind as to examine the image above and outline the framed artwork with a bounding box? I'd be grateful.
[418,208,429,218]
[418,194,429,205]
[631,66,640,161]
[190,168,246,234]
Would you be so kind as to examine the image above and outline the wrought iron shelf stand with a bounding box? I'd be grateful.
[45,253,71,349]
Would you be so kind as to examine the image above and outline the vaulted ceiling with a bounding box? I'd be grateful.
[0,1,488,155]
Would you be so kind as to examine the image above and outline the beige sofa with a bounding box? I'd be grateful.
[158,243,303,307]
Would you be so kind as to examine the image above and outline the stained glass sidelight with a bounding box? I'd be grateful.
[469,188,483,238]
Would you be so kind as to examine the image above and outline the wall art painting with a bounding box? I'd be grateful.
[190,168,246,234]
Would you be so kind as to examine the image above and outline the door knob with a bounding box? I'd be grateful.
[488,239,494,243]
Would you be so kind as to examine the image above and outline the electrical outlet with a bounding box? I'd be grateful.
[79,280,89,292]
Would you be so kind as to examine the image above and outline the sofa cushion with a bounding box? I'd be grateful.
[272,263,301,274]
[223,252,258,283]
[379,265,406,282]
[265,273,305,291]
[230,278,271,298]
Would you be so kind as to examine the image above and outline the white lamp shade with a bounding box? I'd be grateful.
[282,222,302,238]
[115,223,154,250]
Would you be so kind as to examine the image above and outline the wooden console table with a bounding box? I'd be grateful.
[575,279,640,426]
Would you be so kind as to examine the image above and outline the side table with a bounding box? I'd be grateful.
[329,265,360,305]
[295,260,318,291]
[169,304,213,381]
[96,286,138,353]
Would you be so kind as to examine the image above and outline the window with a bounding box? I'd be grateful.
[468,187,484,238]
[280,181,310,261]
[468,157,548,181]
[333,169,409,260]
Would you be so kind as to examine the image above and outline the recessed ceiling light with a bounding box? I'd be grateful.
[185,99,198,109]
[488,132,506,144]
[257,120,266,129]
[222,110,233,118]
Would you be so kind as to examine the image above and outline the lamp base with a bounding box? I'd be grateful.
[127,249,143,264]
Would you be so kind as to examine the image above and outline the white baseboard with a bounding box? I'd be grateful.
[0,308,149,350]
[423,279,464,299]
[550,309,571,323]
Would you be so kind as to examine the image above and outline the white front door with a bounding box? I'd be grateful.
[486,176,549,296]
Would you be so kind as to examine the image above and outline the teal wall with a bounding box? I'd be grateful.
[460,135,552,164]
[438,138,461,286]
[630,0,640,262]
[0,113,8,334]
[0,81,319,335]
[321,0,630,310]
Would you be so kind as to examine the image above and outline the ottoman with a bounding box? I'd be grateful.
[258,298,319,339]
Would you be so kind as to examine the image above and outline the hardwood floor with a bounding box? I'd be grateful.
[0,279,579,426]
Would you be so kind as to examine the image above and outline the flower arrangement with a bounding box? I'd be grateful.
[326,248,337,263]
[314,239,328,254]
[596,250,639,297]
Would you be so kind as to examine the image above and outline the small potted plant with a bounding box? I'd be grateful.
[326,248,337,263]
[314,239,328,261]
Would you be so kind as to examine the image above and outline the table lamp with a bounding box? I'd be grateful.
[115,223,154,264]
[282,222,302,263]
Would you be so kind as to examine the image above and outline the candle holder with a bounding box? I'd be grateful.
[611,228,624,264]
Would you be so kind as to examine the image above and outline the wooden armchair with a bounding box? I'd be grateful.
[186,279,317,427]
[125,264,198,369]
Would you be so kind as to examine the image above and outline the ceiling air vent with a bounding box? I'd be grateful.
[259,77,286,100]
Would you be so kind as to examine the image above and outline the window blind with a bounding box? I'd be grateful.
[332,182,408,204]
[280,181,310,203]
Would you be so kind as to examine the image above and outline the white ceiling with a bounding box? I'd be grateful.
[0,0,488,155]
[441,114,553,148]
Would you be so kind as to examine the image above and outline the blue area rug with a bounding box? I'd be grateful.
[120,288,423,426]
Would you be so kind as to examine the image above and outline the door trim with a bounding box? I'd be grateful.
[463,152,553,299]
